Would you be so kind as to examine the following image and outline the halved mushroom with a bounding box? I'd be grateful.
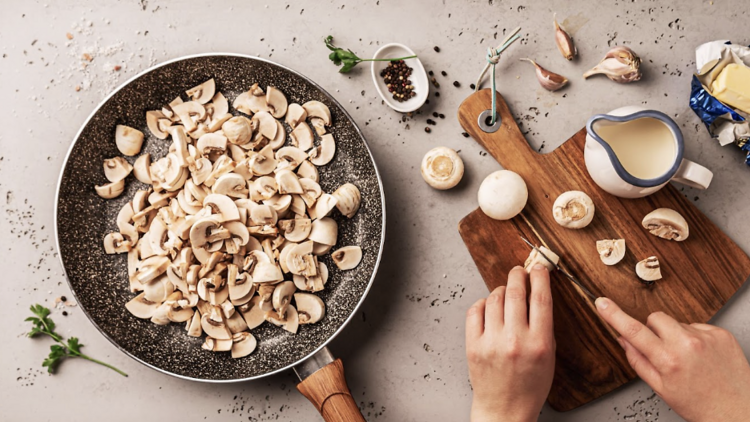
[285,103,307,128]
[103,232,131,254]
[272,281,296,319]
[212,173,248,199]
[133,154,152,184]
[196,133,228,155]
[233,83,269,115]
[265,304,299,334]
[186,310,202,337]
[314,194,338,219]
[201,306,232,340]
[278,218,312,242]
[276,169,303,195]
[264,194,293,216]
[523,246,560,273]
[295,293,325,324]
[252,261,284,283]
[115,124,145,156]
[250,144,278,176]
[266,86,288,119]
[276,147,308,171]
[103,157,133,183]
[596,239,626,265]
[309,134,336,166]
[641,208,689,241]
[95,179,125,199]
[553,191,595,229]
[302,101,332,126]
[636,256,662,282]
[332,183,361,218]
[222,116,255,145]
[210,92,229,118]
[203,194,240,222]
[289,122,314,151]
[226,310,248,333]
[252,111,278,140]
[186,78,216,104]
[331,246,362,270]
[239,296,266,329]
[308,217,338,246]
[146,110,170,139]
[172,101,206,132]
[231,332,257,358]
[143,275,175,303]
[297,160,319,182]
[125,292,161,319]
[298,178,322,208]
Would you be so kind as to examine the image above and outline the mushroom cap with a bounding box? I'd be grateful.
[477,170,528,221]
[596,239,626,265]
[222,116,255,145]
[641,208,689,241]
[332,183,361,218]
[294,293,325,324]
[421,147,464,190]
[523,246,560,273]
[231,332,257,358]
[285,103,308,128]
[309,134,336,166]
[115,124,145,156]
[331,246,363,270]
[553,191,595,229]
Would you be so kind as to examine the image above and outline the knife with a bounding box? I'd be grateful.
[520,236,598,300]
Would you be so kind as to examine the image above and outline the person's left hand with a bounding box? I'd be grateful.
[465,265,556,422]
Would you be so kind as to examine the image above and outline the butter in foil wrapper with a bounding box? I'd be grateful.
[689,40,750,164]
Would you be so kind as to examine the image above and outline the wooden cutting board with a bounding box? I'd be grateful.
[457,89,750,412]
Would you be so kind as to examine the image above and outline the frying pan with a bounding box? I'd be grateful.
[55,54,385,421]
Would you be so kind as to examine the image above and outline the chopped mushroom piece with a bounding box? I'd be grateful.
[95,179,125,199]
[636,256,662,282]
[186,78,216,104]
[103,157,133,182]
[332,183,361,218]
[642,208,689,241]
[115,124,145,156]
[133,154,152,184]
[231,332,257,358]
[596,239,626,265]
[295,293,325,324]
[331,246,363,270]
[523,246,560,273]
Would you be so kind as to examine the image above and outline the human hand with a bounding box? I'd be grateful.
[596,297,750,422]
[465,266,556,422]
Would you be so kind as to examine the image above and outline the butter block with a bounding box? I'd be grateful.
[711,63,750,114]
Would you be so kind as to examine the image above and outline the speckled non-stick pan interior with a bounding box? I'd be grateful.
[55,54,385,381]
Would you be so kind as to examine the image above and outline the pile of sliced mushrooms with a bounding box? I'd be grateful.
[97,78,365,358]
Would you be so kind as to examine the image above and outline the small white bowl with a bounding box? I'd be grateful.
[371,43,428,113]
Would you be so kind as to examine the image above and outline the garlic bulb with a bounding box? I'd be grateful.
[554,14,576,60]
[520,58,568,91]
[583,46,642,83]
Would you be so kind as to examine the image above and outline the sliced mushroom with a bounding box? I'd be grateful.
[125,292,161,319]
[308,217,338,246]
[553,191,595,229]
[103,232,131,254]
[332,183,361,218]
[133,154,152,184]
[226,310,249,333]
[186,310,202,337]
[103,157,133,183]
[210,92,229,118]
[278,218,312,242]
[146,110,170,139]
[222,116,255,145]
[231,332,257,358]
[309,134,336,166]
[196,133,228,155]
[312,242,333,256]
[228,271,255,304]
[233,83,269,115]
[252,261,284,283]
[167,301,195,323]
[295,293,325,324]
[297,160,319,182]
[276,169,303,195]
[642,208,689,241]
[331,246,362,270]
[302,101,332,126]
[286,240,318,277]
[200,306,232,340]
[523,246,560,273]
[421,147,464,190]
[596,239,626,265]
[115,124,145,156]
[172,101,206,132]
[290,195,306,216]
[276,147,308,171]
[203,194,240,222]
[95,179,125,199]
[250,144,277,176]
[212,173,248,199]
[266,86,288,119]
[314,194,338,219]
[299,178,322,208]
[186,78,216,104]
[265,304,299,334]
[272,281,296,319]
[143,275,175,303]
[310,117,327,136]
[251,176,279,201]
[267,120,287,151]
[252,110,278,140]
[289,122,314,151]
[636,256,662,282]
[239,296,266,329]
[285,103,307,128]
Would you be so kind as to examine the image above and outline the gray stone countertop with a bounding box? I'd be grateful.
[2,1,749,421]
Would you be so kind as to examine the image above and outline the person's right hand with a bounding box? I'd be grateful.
[595,297,750,422]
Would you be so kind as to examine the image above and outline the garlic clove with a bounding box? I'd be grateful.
[520,58,568,91]
[583,46,642,83]
[553,13,577,61]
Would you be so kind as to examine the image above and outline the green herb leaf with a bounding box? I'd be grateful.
[66,337,83,355]
[323,35,418,74]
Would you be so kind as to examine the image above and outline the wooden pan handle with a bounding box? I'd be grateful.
[297,358,366,422]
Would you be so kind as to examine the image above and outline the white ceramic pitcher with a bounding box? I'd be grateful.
[584,106,713,199]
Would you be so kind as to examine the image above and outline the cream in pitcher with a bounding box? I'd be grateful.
[584,106,713,198]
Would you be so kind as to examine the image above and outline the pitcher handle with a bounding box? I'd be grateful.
[672,159,713,190]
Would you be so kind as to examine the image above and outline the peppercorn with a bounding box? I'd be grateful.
[470,83,476,90]
[434,46,441,52]
[428,70,434,76]
[441,71,447,77]
[432,112,439,118]
[426,119,436,125]
[435,92,440,97]
[453,81,461,88]
[439,114,445,119]
[462,132,470,138]
[425,127,432,133]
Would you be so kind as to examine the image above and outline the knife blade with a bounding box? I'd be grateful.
[520,236,598,300]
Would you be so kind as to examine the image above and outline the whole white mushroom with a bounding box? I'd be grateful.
[477,170,528,220]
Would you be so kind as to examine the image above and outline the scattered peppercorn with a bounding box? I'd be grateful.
[441,70,447,77]
[380,60,416,103]
[432,112,439,118]
[434,46,441,52]
[439,114,445,119]
[428,70,434,76]
[425,127,432,133]
[61,296,67,302]
[470,83,476,90]
[62,311,68,316]
[462,132,470,138]
[453,81,461,87]
[430,77,440,88]
[435,92,440,97]
[426,119,436,125]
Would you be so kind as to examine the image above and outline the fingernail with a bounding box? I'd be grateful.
[533,264,546,271]
[596,297,610,310]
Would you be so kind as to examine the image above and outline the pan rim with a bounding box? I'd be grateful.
[53,52,387,383]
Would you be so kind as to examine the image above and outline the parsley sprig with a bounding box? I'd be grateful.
[325,35,417,73]
[26,304,127,377]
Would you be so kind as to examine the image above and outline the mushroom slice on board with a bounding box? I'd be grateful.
[420,147,465,190]
[295,293,325,324]
[231,332,257,358]
[552,191,595,229]
[642,208,689,241]
[115,124,145,156]
[523,246,560,273]
[331,246,363,270]
[309,134,336,166]
[596,239,626,265]
[636,256,662,282]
